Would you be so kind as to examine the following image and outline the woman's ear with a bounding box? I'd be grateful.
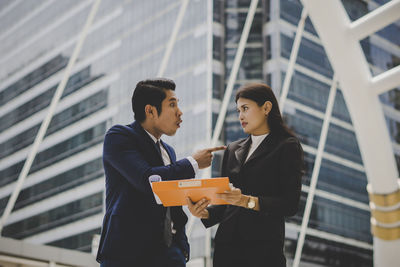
[263,101,272,115]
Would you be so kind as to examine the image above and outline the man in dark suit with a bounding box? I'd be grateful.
[96,78,225,266]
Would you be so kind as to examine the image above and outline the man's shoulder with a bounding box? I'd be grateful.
[105,122,142,141]
[107,124,134,135]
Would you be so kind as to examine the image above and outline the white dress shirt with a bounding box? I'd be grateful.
[245,133,269,162]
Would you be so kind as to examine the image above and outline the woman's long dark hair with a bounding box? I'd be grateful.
[235,83,295,138]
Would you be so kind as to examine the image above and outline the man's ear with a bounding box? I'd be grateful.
[263,101,272,115]
[144,104,155,119]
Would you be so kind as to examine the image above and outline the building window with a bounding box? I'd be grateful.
[0,55,68,106]
[288,193,372,243]
[0,66,103,133]
[213,0,225,23]
[280,33,333,78]
[3,192,103,239]
[325,124,363,164]
[0,122,107,187]
[0,158,103,213]
[0,89,108,159]
[213,35,224,61]
[279,0,317,35]
[47,228,101,252]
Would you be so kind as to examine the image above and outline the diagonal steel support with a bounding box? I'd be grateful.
[186,0,259,245]
[210,0,259,146]
[293,75,338,267]
[373,65,400,95]
[300,0,400,266]
[279,7,307,110]
[157,0,190,77]
[349,0,400,40]
[0,0,102,234]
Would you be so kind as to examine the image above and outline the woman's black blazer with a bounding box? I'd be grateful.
[202,132,304,246]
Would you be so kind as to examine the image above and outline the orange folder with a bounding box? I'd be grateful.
[151,177,230,207]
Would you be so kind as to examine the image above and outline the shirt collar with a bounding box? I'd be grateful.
[250,133,269,146]
[144,129,160,144]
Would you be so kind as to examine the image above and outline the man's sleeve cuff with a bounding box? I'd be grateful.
[186,156,199,177]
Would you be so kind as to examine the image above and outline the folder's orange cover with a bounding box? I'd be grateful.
[152,177,230,207]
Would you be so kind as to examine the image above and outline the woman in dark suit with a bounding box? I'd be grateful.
[187,83,304,267]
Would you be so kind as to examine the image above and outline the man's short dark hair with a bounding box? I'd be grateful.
[132,78,176,123]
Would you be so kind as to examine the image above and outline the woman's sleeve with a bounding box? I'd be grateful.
[258,138,304,216]
[201,205,227,228]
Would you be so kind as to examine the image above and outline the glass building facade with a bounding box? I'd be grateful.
[211,0,398,266]
[0,0,398,266]
[0,0,213,258]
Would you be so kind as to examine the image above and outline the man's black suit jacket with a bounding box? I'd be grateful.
[203,132,304,247]
[96,121,195,263]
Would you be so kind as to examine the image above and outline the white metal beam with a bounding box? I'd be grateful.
[293,75,338,267]
[204,0,213,265]
[300,0,400,266]
[211,0,259,145]
[0,0,21,20]
[349,0,400,41]
[186,0,259,241]
[279,8,307,110]
[373,65,400,95]
[299,0,398,192]
[0,236,98,266]
[157,0,190,77]
[0,255,67,267]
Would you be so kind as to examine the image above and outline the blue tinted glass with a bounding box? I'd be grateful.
[3,193,102,239]
[280,0,317,34]
[318,159,368,203]
[284,110,323,148]
[281,33,333,78]
[325,124,362,164]
[289,193,372,243]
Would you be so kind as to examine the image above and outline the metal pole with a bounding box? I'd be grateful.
[211,0,259,146]
[205,226,212,267]
[373,65,400,95]
[301,0,400,265]
[349,0,400,40]
[186,3,259,266]
[157,0,190,77]
[187,0,260,239]
[279,8,307,110]
[292,75,338,267]
[0,0,102,234]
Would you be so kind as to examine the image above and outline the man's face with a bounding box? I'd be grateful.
[153,90,183,136]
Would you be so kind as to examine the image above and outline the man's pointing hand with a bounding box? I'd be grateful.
[192,146,226,169]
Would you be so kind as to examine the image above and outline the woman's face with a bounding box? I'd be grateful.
[236,97,271,135]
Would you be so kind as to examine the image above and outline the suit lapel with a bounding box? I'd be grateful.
[244,133,277,166]
[234,136,252,167]
[131,122,164,165]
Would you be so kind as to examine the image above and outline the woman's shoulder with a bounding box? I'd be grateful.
[277,134,303,154]
[281,135,301,145]
[226,137,249,150]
